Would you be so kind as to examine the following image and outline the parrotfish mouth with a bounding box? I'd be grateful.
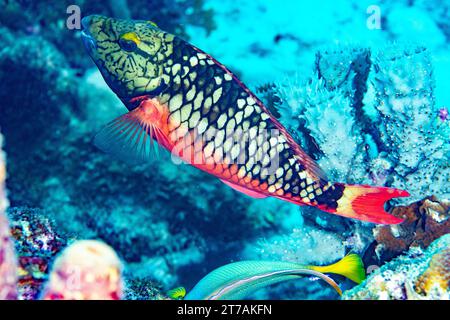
[81,17,97,54]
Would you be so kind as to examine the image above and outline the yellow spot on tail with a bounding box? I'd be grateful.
[335,185,375,219]
[309,253,366,284]
[120,32,141,45]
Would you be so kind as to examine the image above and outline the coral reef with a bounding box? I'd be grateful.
[8,207,67,300]
[0,134,125,300]
[0,132,18,300]
[371,196,450,264]
[415,247,450,296]
[366,46,449,202]
[42,240,123,300]
[1,0,450,301]
[343,234,450,300]
[124,277,167,300]
[266,45,449,204]
[244,227,346,266]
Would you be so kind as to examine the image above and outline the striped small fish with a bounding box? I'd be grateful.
[81,15,409,224]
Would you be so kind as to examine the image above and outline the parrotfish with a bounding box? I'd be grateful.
[81,15,409,224]
[168,254,365,300]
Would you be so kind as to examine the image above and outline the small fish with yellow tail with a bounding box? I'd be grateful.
[167,254,365,300]
[81,15,409,224]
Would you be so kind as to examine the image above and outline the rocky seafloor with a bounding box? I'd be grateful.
[0,0,449,300]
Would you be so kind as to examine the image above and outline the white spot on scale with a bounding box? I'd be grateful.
[172,63,181,76]
[234,111,243,124]
[190,56,198,67]
[217,114,227,129]
[248,141,257,156]
[189,111,200,128]
[189,72,197,82]
[180,104,192,122]
[214,130,225,146]
[237,99,246,109]
[230,144,240,160]
[186,85,196,102]
[275,168,284,178]
[223,137,233,152]
[204,97,212,109]
[197,118,208,134]
[247,97,256,105]
[214,76,222,85]
[194,91,204,110]
[204,142,214,158]
[244,105,254,117]
[213,87,223,104]
[169,94,183,111]
[224,73,232,81]
[249,127,257,139]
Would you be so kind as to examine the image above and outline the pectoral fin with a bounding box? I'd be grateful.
[94,105,169,165]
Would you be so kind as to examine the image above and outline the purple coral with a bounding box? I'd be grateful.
[439,107,449,122]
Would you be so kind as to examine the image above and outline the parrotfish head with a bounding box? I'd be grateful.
[81,15,174,107]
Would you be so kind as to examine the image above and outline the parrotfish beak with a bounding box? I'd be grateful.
[81,16,97,54]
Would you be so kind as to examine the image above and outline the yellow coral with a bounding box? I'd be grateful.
[415,248,450,295]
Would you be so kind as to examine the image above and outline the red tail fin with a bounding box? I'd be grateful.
[332,184,409,224]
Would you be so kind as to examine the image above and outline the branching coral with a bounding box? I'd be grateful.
[266,45,449,203]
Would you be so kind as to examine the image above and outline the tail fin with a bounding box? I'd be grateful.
[309,253,366,284]
[167,287,186,300]
[332,184,409,224]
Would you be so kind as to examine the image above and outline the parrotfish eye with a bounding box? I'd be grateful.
[119,38,137,52]
[119,32,140,52]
